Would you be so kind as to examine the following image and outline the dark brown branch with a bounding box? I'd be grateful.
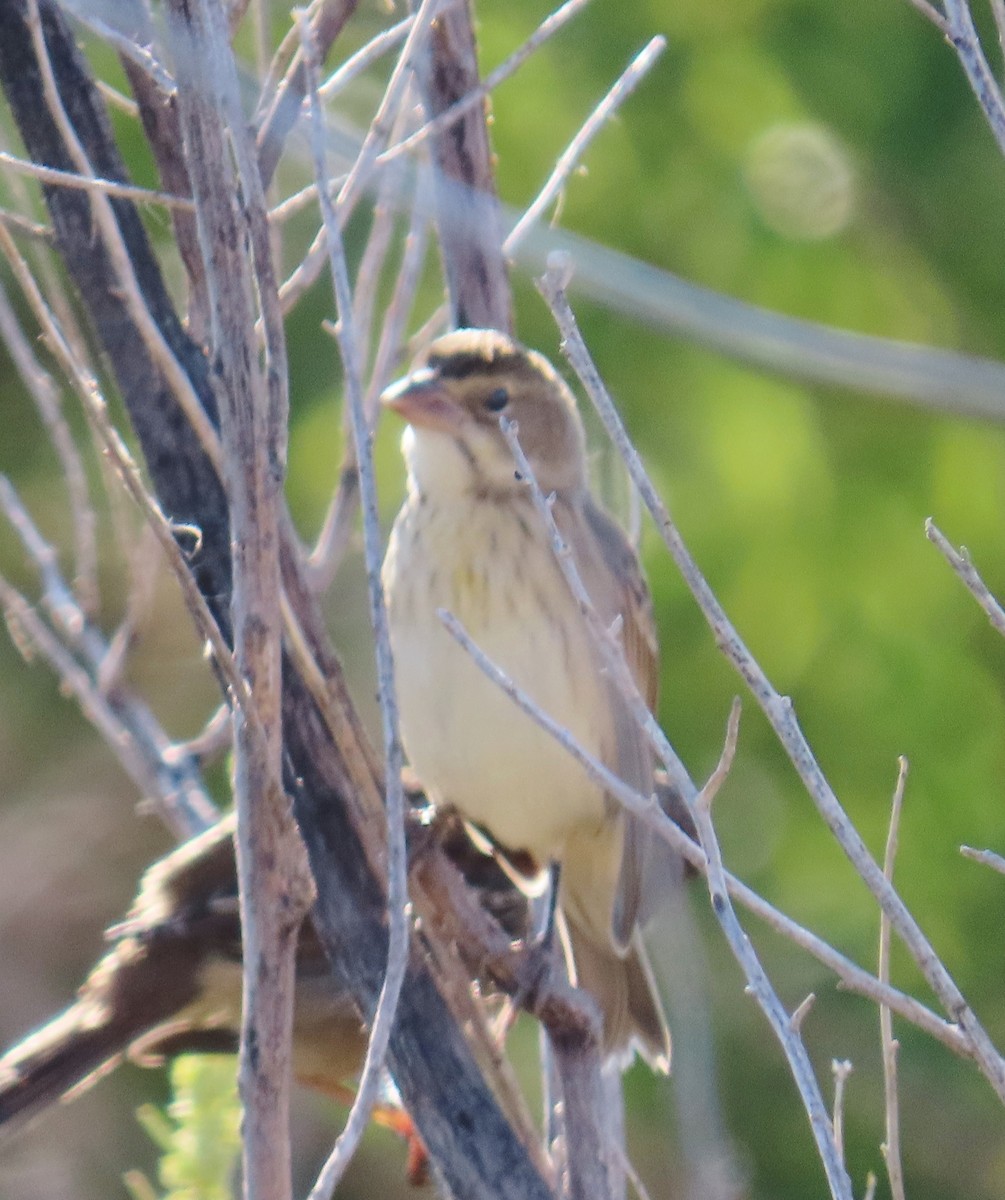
[414,0,512,332]
[256,0,359,188]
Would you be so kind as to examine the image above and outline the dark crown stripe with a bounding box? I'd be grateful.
[428,350,532,381]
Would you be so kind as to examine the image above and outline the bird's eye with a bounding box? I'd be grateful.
[484,387,509,413]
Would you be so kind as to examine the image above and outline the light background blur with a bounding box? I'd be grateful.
[2,0,1005,1197]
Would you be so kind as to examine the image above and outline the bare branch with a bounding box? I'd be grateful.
[0,147,193,208]
[299,15,409,1192]
[879,758,908,1200]
[902,0,950,34]
[830,1059,853,1167]
[942,0,1005,157]
[960,845,1005,876]
[378,0,592,169]
[925,518,1005,637]
[0,273,97,613]
[537,260,1005,1104]
[504,35,665,255]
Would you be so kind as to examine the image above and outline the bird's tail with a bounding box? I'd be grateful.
[0,987,148,1132]
[564,913,670,1072]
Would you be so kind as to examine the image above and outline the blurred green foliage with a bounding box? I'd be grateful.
[2,0,1005,1198]
[127,1057,241,1200]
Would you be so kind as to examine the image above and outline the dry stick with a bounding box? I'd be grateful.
[0,476,217,838]
[993,0,1005,60]
[693,703,851,1200]
[68,11,177,93]
[23,0,223,476]
[0,222,246,731]
[0,574,170,789]
[96,79,139,117]
[537,262,1005,1104]
[0,205,51,240]
[830,1060,853,1169]
[352,100,415,377]
[254,2,309,123]
[255,0,360,188]
[319,15,413,99]
[265,20,414,228]
[925,518,1005,637]
[902,0,950,33]
[308,176,431,591]
[164,0,308,1194]
[299,17,409,1196]
[942,0,1005,158]
[362,179,431,425]
[377,0,593,168]
[961,846,1005,875]
[879,758,908,1200]
[413,0,510,332]
[504,36,664,255]
[276,0,587,235]
[0,274,97,614]
[277,0,448,316]
[0,148,193,208]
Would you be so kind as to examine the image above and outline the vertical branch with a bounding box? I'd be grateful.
[161,2,305,1198]
[413,0,512,331]
[298,16,409,1193]
[879,759,908,1200]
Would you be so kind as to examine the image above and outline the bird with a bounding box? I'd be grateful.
[381,327,676,1069]
[0,803,528,1170]
[0,815,369,1134]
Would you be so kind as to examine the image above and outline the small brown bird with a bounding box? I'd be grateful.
[0,806,528,1163]
[382,328,673,1068]
[0,816,369,1133]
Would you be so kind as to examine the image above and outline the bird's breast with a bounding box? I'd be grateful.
[384,494,612,862]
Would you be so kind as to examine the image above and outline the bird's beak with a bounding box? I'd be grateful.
[380,368,465,432]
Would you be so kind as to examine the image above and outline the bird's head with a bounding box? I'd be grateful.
[381,328,588,499]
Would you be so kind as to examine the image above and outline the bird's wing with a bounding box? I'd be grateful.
[558,496,662,948]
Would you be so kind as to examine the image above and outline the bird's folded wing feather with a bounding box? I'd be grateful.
[558,496,662,947]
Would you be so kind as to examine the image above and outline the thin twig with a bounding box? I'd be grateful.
[377,0,593,168]
[308,176,431,592]
[164,0,306,1191]
[318,15,413,99]
[277,0,446,316]
[24,0,224,475]
[830,1060,853,1167]
[504,35,665,254]
[0,222,245,728]
[902,0,950,35]
[0,149,192,208]
[0,204,51,240]
[694,703,851,1200]
[300,15,409,1195]
[0,552,215,840]
[942,0,1005,157]
[879,758,908,1200]
[925,518,1005,637]
[70,11,177,92]
[960,845,1005,876]
[993,0,1005,62]
[0,273,97,614]
[538,261,1005,1104]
